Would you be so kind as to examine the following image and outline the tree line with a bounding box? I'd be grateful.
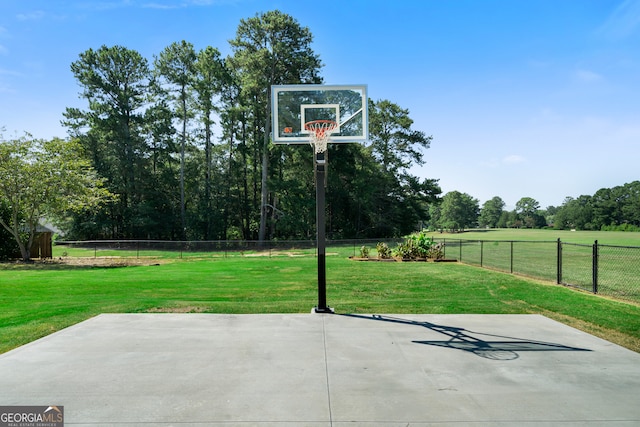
[428,181,640,232]
[4,10,637,261]
[57,10,439,241]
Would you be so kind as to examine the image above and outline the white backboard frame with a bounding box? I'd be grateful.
[272,84,368,144]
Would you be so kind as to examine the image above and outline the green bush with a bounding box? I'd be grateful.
[359,245,370,258]
[392,231,444,260]
[426,242,445,260]
[392,240,414,259]
[376,242,392,259]
[601,223,640,232]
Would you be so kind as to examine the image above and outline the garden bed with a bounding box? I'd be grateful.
[349,256,456,263]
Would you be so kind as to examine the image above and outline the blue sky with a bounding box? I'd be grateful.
[1,0,639,209]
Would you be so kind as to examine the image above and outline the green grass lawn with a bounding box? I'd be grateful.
[1,255,639,354]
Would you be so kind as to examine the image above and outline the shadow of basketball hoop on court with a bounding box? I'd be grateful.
[339,314,591,360]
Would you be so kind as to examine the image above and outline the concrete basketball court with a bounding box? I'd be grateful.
[1,313,639,426]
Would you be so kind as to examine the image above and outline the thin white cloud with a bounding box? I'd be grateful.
[0,68,21,76]
[597,0,640,39]
[141,0,235,7]
[186,0,237,5]
[526,59,551,69]
[76,0,133,11]
[76,0,229,10]
[0,27,10,55]
[575,69,603,83]
[614,124,640,140]
[142,2,180,9]
[530,107,562,124]
[16,10,46,21]
[0,84,15,94]
[503,155,526,165]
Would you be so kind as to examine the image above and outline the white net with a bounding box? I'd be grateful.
[305,120,337,154]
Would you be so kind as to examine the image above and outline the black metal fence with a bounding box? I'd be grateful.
[56,238,640,304]
[436,238,640,304]
[57,239,319,259]
[56,238,406,259]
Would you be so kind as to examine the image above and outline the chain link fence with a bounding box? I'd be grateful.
[56,238,640,304]
[56,238,408,259]
[57,239,319,259]
[436,238,640,304]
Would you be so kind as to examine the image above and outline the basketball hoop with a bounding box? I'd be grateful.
[305,120,337,154]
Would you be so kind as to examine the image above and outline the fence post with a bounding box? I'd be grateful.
[592,240,599,294]
[459,239,462,262]
[556,238,562,284]
[510,241,514,273]
[480,240,484,267]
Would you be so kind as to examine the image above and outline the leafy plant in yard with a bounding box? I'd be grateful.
[359,245,370,258]
[393,239,417,259]
[376,242,392,259]
[427,242,445,260]
[393,230,440,259]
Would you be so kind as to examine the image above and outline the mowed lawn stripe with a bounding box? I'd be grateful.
[1,257,639,354]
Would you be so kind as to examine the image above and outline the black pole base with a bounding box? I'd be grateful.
[312,306,334,314]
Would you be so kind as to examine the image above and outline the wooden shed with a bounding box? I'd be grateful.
[30,225,54,259]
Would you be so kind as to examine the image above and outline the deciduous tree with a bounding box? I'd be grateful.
[478,196,505,228]
[515,197,545,228]
[515,197,540,217]
[440,191,479,232]
[0,135,111,261]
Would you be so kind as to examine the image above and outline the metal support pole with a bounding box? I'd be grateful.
[592,240,599,294]
[314,150,332,313]
[557,238,562,284]
[510,241,514,274]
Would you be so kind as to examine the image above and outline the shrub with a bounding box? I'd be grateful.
[359,245,370,258]
[392,231,444,260]
[426,242,445,260]
[601,223,640,232]
[393,240,416,259]
[376,242,392,259]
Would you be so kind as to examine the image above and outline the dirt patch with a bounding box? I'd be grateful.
[6,257,172,269]
[63,257,170,267]
[244,251,338,257]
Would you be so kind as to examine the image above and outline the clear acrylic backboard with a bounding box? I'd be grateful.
[272,84,368,144]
